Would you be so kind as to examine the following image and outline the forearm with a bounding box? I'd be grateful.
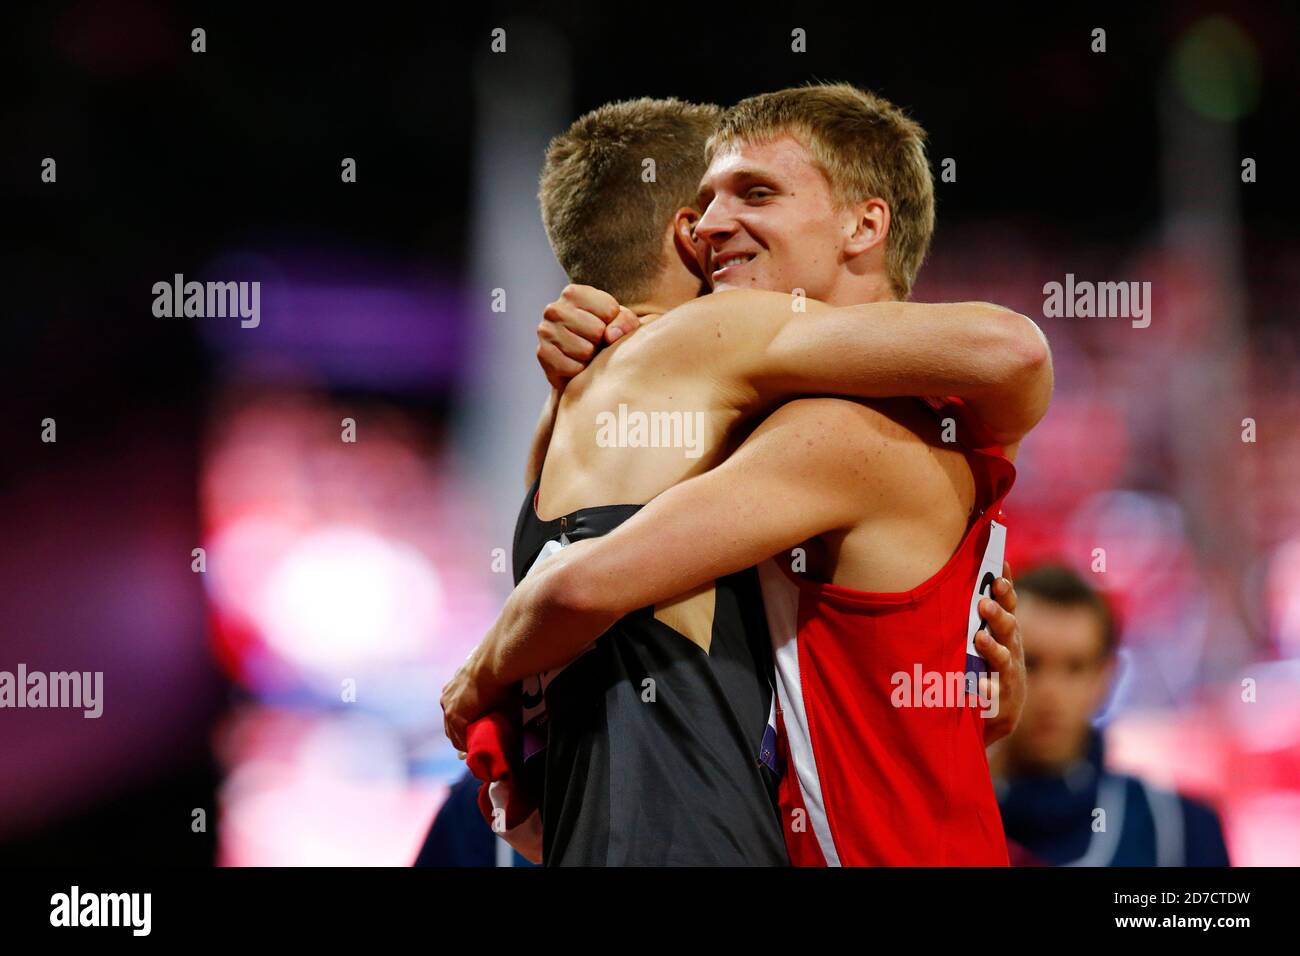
[524,387,562,487]
[476,401,857,690]
[763,300,1052,446]
[470,545,619,690]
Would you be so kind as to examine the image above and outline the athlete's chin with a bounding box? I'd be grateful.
[1025,735,1074,766]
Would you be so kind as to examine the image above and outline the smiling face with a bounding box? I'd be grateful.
[694,135,866,302]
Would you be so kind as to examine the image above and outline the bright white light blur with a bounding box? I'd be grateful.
[204,515,297,615]
[259,525,444,671]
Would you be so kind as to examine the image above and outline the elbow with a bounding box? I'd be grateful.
[988,306,1049,377]
[972,305,1053,447]
[997,308,1052,405]
[1018,317,1051,386]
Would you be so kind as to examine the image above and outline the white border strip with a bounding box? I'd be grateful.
[758,559,841,866]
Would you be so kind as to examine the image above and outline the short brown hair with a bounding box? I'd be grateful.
[1015,564,1119,658]
[706,82,935,299]
[538,98,721,303]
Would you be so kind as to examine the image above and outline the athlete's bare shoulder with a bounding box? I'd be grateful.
[610,289,828,409]
[759,395,936,447]
[756,396,973,514]
[743,396,901,481]
[637,289,822,354]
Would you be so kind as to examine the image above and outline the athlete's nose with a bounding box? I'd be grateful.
[695,195,738,249]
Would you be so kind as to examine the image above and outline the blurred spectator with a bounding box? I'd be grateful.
[992,564,1230,866]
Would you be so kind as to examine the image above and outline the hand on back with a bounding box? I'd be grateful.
[536,284,641,391]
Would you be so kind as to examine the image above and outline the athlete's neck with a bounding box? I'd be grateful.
[819,272,898,307]
[622,296,682,325]
[626,278,719,324]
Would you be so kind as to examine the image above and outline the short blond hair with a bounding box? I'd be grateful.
[707,83,934,299]
[538,98,721,303]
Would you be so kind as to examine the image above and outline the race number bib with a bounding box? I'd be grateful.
[964,520,1007,693]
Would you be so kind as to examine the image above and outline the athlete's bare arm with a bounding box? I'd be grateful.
[535,284,1052,456]
[443,397,1026,748]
